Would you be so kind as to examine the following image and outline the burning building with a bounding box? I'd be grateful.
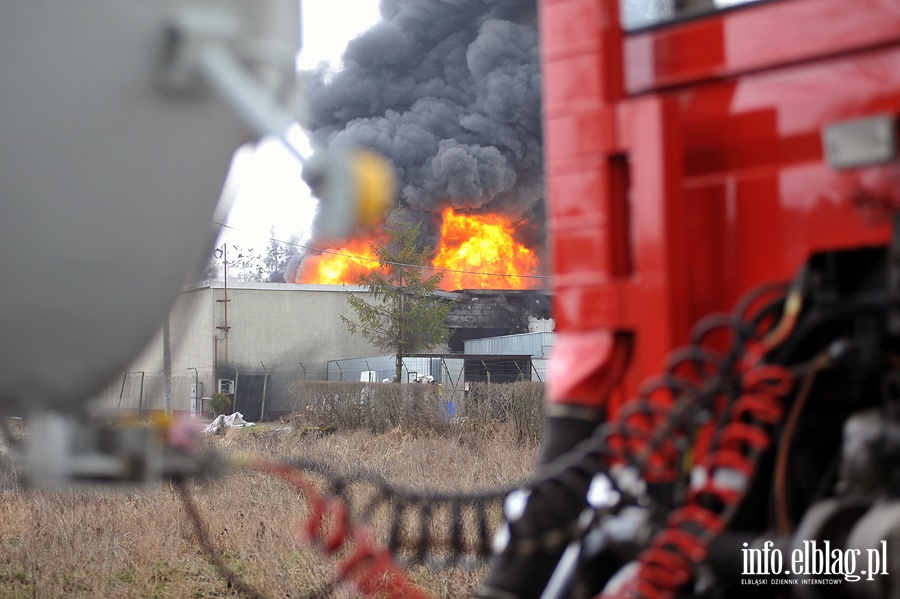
[102,281,552,421]
[288,208,545,291]
[444,289,552,351]
[285,0,545,291]
[104,1,550,420]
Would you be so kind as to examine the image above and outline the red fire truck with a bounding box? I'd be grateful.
[477,1,900,598]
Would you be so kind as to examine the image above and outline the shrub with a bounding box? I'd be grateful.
[288,382,448,435]
[210,392,232,416]
[288,381,545,446]
[464,382,544,445]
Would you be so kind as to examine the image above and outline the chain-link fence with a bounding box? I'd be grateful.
[326,354,549,413]
[94,363,330,421]
[93,356,550,424]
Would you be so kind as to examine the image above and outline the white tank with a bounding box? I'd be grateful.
[0,0,299,414]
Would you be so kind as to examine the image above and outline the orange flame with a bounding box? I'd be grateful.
[298,208,539,290]
[432,208,538,290]
[298,238,380,285]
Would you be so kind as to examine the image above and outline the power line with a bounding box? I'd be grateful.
[212,221,551,281]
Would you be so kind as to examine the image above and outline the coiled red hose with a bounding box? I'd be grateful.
[254,460,435,599]
[600,361,793,599]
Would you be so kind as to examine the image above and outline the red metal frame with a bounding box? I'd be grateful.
[542,0,900,414]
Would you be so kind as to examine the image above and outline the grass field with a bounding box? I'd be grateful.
[0,422,538,598]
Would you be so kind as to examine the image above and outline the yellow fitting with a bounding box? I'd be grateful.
[351,150,395,227]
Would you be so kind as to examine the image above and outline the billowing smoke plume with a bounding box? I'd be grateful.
[290,0,542,274]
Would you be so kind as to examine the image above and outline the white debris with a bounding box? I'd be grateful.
[203,412,255,434]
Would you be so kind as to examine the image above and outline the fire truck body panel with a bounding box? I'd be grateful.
[624,0,900,94]
[543,0,900,412]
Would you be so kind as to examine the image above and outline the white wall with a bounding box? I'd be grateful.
[95,282,382,416]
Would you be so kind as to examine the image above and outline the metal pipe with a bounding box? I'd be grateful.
[195,43,306,166]
[214,244,229,376]
[223,244,229,364]
[116,372,128,417]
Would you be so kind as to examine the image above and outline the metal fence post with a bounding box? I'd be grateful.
[532,362,543,383]
[260,361,268,422]
[116,372,128,417]
[481,360,491,385]
[233,370,240,414]
[138,371,145,417]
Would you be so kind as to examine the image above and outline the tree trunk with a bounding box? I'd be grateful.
[395,268,404,382]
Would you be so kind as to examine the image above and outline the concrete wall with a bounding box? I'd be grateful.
[219,282,380,373]
[94,285,214,415]
[95,282,382,419]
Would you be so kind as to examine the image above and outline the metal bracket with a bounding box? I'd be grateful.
[159,5,305,164]
[822,114,897,170]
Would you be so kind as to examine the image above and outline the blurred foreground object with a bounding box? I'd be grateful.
[0,0,299,483]
[14,414,225,486]
[302,143,396,242]
[0,0,299,417]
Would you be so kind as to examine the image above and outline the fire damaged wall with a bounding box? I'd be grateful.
[445,289,552,352]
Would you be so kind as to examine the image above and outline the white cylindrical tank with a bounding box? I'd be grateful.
[0,0,299,414]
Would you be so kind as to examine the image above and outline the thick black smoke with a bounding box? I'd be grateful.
[298,0,542,257]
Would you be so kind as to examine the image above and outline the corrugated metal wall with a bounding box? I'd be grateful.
[463,332,555,359]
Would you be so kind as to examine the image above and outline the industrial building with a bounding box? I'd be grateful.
[95,281,552,420]
[95,280,385,419]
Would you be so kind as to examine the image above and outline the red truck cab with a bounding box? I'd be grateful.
[475,4,900,598]
[543,0,900,415]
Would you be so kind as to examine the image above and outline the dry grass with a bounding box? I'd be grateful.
[0,421,538,598]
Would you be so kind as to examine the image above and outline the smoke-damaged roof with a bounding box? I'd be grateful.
[442,288,551,351]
